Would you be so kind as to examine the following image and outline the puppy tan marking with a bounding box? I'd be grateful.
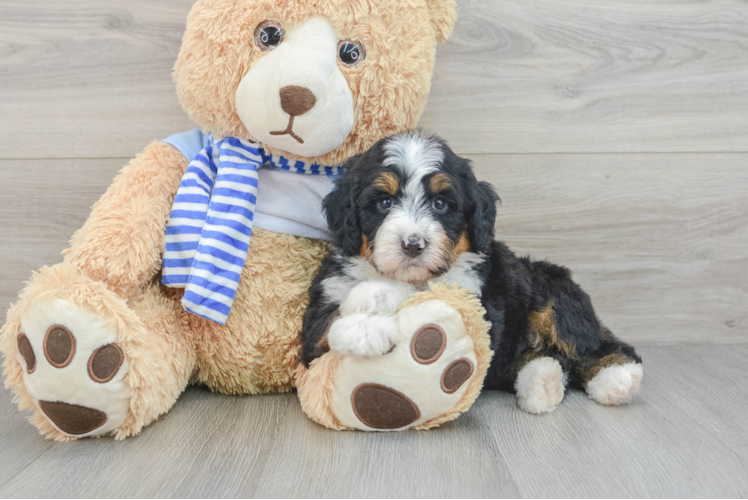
[314,311,341,359]
[360,234,374,261]
[429,173,451,193]
[451,233,470,263]
[529,303,577,360]
[374,172,399,195]
[578,353,632,382]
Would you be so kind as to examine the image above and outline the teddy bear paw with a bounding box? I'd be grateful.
[15,298,131,438]
[328,299,479,431]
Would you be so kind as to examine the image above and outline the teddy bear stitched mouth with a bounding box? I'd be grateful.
[270,85,317,144]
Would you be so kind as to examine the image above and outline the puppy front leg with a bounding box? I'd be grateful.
[339,280,414,317]
[327,314,398,357]
[328,281,415,357]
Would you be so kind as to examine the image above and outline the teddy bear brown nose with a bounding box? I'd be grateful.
[279,85,317,116]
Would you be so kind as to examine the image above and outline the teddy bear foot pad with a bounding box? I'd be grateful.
[332,299,480,431]
[350,322,475,429]
[17,298,131,437]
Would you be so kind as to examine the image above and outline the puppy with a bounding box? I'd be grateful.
[301,131,642,413]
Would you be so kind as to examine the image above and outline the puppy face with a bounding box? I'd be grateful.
[324,131,499,284]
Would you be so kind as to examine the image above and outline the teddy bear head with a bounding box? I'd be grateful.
[173,0,456,166]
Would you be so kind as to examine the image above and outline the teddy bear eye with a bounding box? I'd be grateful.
[337,40,366,68]
[254,20,285,51]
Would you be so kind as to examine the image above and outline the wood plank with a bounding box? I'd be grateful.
[468,152,748,345]
[251,398,519,498]
[638,343,748,457]
[0,159,124,317]
[2,0,748,158]
[0,0,195,159]
[0,386,280,497]
[2,154,745,344]
[473,344,748,498]
[426,0,748,153]
[0,345,746,497]
[0,387,57,489]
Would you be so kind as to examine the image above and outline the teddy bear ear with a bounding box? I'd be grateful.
[426,0,458,43]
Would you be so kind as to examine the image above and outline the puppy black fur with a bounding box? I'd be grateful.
[301,132,641,400]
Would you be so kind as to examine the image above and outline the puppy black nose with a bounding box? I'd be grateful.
[402,235,426,258]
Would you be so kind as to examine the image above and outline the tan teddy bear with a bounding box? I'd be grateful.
[1,0,491,440]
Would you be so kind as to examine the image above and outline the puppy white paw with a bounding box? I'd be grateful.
[339,281,413,317]
[328,314,398,357]
[515,357,566,414]
[586,362,643,405]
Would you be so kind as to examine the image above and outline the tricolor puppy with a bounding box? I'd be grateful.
[301,131,643,413]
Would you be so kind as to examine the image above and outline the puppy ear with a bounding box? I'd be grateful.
[425,0,457,43]
[323,158,362,256]
[469,181,500,254]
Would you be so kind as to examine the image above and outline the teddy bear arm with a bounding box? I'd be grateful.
[64,142,189,299]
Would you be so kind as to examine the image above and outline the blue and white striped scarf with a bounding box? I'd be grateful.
[162,135,342,325]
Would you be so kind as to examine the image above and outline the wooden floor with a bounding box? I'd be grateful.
[1,0,747,498]
[0,344,746,498]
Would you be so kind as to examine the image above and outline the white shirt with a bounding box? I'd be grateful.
[163,129,339,241]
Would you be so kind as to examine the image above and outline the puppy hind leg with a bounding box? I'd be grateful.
[514,351,570,414]
[512,302,577,414]
[573,337,643,406]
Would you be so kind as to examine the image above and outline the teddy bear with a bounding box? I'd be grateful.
[1,0,492,440]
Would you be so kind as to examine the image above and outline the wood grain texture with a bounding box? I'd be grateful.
[0,344,746,498]
[2,0,748,158]
[426,0,748,153]
[0,159,123,318]
[468,153,748,345]
[0,0,195,159]
[2,154,745,344]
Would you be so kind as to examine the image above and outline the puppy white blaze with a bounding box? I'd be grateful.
[374,133,450,283]
[383,132,444,177]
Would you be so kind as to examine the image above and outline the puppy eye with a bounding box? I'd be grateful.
[255,20,285,51]
[432,197,448,213]
[338,40,366,68]
[378,196,393,212]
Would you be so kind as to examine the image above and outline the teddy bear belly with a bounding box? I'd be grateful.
[188,228,332,395]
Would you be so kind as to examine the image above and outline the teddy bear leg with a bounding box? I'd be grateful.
[1,263,195,440]
[298,285,493,431]
[189,229,330,395]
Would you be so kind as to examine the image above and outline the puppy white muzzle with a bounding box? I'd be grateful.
[401,234,427,258]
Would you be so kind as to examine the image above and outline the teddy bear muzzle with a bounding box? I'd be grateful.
[270,85,318,144]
